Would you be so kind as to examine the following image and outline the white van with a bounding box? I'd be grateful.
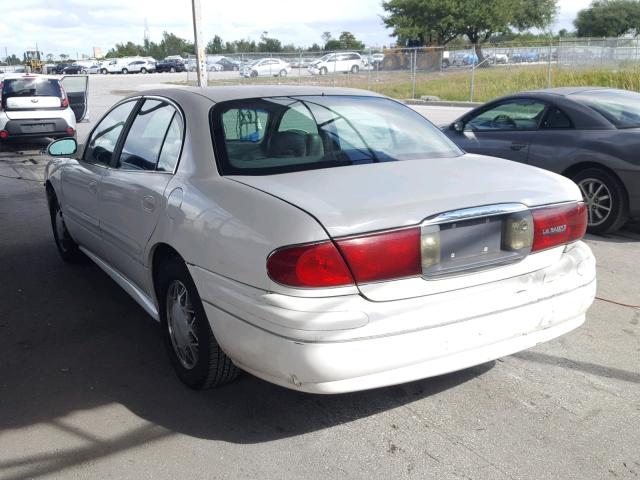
[101,57,143,74]
[308,52,363,75]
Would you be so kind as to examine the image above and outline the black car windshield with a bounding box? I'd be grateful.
[572,89,640,128]
[211,95,463,175]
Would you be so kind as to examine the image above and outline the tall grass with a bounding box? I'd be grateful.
[373,66,640,102]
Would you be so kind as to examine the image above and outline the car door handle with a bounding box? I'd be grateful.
[510,143,527,151]
[142,195,156,213]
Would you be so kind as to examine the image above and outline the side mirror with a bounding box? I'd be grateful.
[47,138,77,157]
[453,121,465,133]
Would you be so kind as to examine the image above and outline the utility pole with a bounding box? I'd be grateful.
[191,0,207,88]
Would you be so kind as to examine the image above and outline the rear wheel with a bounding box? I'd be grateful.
[320,66,328,75]
[170,67,176,73]
[279,69,287,77]
[50,194,84,262]
[141,67,147,74]
[121,68,129,74]
[157,257,239,390]
[573,168,628,234]
[350,64,359,74]
[101,68,108,74]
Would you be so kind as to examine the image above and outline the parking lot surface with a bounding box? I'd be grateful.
[0,75,638,480]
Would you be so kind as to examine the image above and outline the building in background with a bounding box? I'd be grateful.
[93,47,103,59]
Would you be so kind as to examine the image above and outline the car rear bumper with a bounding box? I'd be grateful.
[191,241,596,394]
[0,118,73,138]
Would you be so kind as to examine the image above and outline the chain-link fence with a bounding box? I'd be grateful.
[182,39,640,102]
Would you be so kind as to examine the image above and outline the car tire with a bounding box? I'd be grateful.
[122,68,129,74]
[320,67,328,75]
[170,67,176,73]
[350,65,359,74]
[141,67,147,74]
[279,69,287,77]
[49,194,84,263]
[157,256,239,390]
[572,168,629,235]
[250,70,258,78]
[101,69,108,74]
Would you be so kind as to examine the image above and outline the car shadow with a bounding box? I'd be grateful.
[0,137,52,155]
[0,182,494,451]
[585,221,640,244]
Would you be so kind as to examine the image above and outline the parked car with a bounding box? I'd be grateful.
[452,52,478,66]
[214,57,240,71]
[487,53,508,64]
[156,58,186,73]
[50,63,72,75]
[43,86,595,394]
[240,58,290,77]
[62,64,87,74]
[308,52,363,75]
[510,51,541,63]
[290,57,317,69]
[443,88,640,234]
[127,59,156,74]
[87,64,101,74]
[0,74,88,140]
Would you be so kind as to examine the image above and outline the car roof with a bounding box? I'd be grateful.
[526,87,615,96]
[136,85,384,103]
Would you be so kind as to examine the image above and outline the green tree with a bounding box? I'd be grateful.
[258,32,283,52]
[206,35,225,54]
[382,0,557,62]
[159,31,194,57]
[574,0,640,37]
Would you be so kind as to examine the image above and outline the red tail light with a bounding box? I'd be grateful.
[60,84,69,108]
[531,203,587,252]
[267,241,354,288]
[66,127,75,136]
[336,228,421,283]
[0,130,8,139]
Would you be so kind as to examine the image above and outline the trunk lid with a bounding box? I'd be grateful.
[231,154,582,301]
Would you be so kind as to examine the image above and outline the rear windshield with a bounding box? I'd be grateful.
[571,89,640,128]
[2,78,62,99]
[211,95,462,175]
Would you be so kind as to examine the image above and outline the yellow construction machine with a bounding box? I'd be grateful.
[23,49,44,73]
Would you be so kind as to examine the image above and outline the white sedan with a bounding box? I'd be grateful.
[44,86,596,394]
[240,58,291,77]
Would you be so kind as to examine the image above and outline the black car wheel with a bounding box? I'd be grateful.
[573,168,628,234]
[49,194,84,262]
[121,68,129,74]
[320,67,328,75]
[141,67,147,74]
[157,256,239,390]
[250,70,258,78]
[101,68,108,74]
[350,65,359,74]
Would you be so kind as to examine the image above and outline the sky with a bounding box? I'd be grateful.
[0,0,593,60]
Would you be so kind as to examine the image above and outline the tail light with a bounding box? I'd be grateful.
[0,130,8,139]
[267,242,354,288]
[66,127,75,136]
[267,202,587,288]
[531,203,587,252]
[60,84,69,108]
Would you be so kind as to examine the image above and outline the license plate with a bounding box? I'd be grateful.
[22,123,55,133]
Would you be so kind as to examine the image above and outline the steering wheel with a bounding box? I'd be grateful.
[491,114,517,129]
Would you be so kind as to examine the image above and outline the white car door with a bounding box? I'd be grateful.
[60,75,89,123]
[61,99,138,257]
[97,98,183,292]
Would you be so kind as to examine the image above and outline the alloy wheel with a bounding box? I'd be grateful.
[578,177,612,227]
[166,280,199,370]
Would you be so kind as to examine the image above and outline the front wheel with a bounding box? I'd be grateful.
[350,65,359,74]
[573,168,628,234]
[170,67,176,73]
[320,66,328,75]
[141,67,147,74]
[157,257,239,390]
[121,68,129,74]
[50,194,84,262]
[250,70,258,78]
[101,68,108,74]
[278,69,287,77]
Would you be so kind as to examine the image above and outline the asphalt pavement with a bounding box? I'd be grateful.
[0,74,638,480]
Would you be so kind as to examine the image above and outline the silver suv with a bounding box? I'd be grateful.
[0,74,88,141]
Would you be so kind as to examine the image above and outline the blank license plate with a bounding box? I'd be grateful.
[23,123,55,133]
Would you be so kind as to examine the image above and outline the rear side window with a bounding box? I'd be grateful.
[211,95,462,176]
[572,89,640,128]
[541,107,573,129]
